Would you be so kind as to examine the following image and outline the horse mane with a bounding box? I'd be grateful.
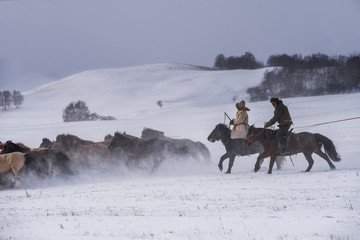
[248,125,276,134]
[114,131,140,141]
[39,138,54,148]
[1,141,31,154]
[141,128,165,140]
[56,134,94,145]
[15,142,32,150]
[66,134,94,144]
[217,123,231,133]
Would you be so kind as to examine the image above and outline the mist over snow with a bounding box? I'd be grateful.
[0,63,359,240]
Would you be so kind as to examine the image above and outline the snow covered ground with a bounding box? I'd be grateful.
[1,63,359,239]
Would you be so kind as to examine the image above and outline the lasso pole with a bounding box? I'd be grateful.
[294,116,360,129]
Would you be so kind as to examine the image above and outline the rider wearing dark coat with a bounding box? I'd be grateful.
[264,97,293,154]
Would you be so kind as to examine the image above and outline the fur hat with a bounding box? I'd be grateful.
[270,97,279,103]
[236,100,250,111]
[270,97,283,105]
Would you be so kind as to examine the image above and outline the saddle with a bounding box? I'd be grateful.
[273,128,294,154]
[286,128,294,144]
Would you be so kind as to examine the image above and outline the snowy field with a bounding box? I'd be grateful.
[1,63,359,240]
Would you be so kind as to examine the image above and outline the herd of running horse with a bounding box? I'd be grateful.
[0,128,211,188]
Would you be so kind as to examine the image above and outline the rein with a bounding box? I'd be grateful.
[245,128,266,144]
[221,128,232,145]
[263,131,273,144]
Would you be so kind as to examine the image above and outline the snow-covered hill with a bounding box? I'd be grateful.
[1,63,359,240]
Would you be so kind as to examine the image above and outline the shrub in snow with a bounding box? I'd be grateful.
[62,100,116,122]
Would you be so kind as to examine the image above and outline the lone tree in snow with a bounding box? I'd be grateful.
[157,100,163,109]
[62,100,91,122]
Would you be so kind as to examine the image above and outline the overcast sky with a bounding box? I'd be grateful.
[1,0,359,91]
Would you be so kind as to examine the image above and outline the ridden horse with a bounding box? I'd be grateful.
[207,123,283,174]
[53,134,111,170]
[141,128,211,164]
[245,125,341,174]
[109,132,175,173]
[1,140,72,178]
[0,152,25,188]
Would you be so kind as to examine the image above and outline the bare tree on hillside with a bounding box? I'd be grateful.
[12,90,24,108]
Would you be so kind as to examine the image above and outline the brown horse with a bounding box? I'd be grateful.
[53,134,111,170]
[245,125,341,174]
[141,128,211,164]
[109,132,176,173]
[0,152,25,187]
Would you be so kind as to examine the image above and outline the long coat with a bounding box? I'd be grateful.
[231,109,249,139]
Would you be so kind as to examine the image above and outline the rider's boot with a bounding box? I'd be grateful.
[279,138,289,155]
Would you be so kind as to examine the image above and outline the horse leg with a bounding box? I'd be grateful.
[275,156,284,170]
[254,152,269,172]
[267,156,277,174]
[10,157,25,188]
[9,168,18,188]
[314,149,336,170]
[218,153,229,172]
[150,152,165,174]
[303,152,314,172]
[225,156,235,174]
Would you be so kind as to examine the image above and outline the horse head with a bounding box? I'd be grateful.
[109,132,137,150]
[39,138,54,148]
[141,128,165,140]
[207,123,230,143]
[1,141,31,154]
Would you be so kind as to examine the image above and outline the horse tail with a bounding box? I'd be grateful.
[314,134,341,162]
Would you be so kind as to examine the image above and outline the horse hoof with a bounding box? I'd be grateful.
[267,171,272,174]
[225,171,231,174]
[253,168,260,173]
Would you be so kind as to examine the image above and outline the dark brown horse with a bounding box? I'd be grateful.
[109,132,176,173]
[39,138,54,148]
[141,128,211,164]
[245,126,341,174]
[53,134,111,170]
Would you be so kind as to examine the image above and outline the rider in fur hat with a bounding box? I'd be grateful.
[230,100,250,139]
